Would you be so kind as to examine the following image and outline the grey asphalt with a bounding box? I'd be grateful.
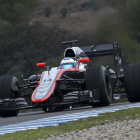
[0,102,130,127]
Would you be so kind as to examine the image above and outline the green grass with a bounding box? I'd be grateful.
[1,107,140,140]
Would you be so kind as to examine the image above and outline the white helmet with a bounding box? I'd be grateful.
[60,57,76,69]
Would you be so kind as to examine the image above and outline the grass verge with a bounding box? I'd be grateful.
[0,107,140,140]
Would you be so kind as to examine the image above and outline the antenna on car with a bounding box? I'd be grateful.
[62,40,79,48]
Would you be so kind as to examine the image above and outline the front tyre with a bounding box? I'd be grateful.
[0,76,19,117]
[85,66,112,107]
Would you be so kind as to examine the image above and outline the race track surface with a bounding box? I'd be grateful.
[0,102,130,127]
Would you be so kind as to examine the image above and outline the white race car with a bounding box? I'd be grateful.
[0,40,138,117]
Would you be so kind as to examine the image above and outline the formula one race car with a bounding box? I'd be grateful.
[0,40,140,117]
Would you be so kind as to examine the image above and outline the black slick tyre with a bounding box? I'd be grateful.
[85,66,112,107]
[124,63,140,103]
[0,76,19,117]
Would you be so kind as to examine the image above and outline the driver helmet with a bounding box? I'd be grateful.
[60,57,76,69]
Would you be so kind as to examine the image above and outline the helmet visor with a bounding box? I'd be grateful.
[60,63,75,69]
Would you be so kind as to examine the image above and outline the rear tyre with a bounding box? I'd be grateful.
[124,63,140,103]
[0,76,19,117]
[85,66,112,107]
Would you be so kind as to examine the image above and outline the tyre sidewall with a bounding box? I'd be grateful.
[101,66,112,104]
[99,66,112,105]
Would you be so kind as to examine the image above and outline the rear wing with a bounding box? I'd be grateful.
[63,41,123,77]
[80,42,123,77]
[80,43,114,57]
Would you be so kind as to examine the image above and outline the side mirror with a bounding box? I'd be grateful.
[36,62,46,69]
[78,58,89,63]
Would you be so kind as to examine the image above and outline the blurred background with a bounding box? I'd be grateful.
[0,0,140,82]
